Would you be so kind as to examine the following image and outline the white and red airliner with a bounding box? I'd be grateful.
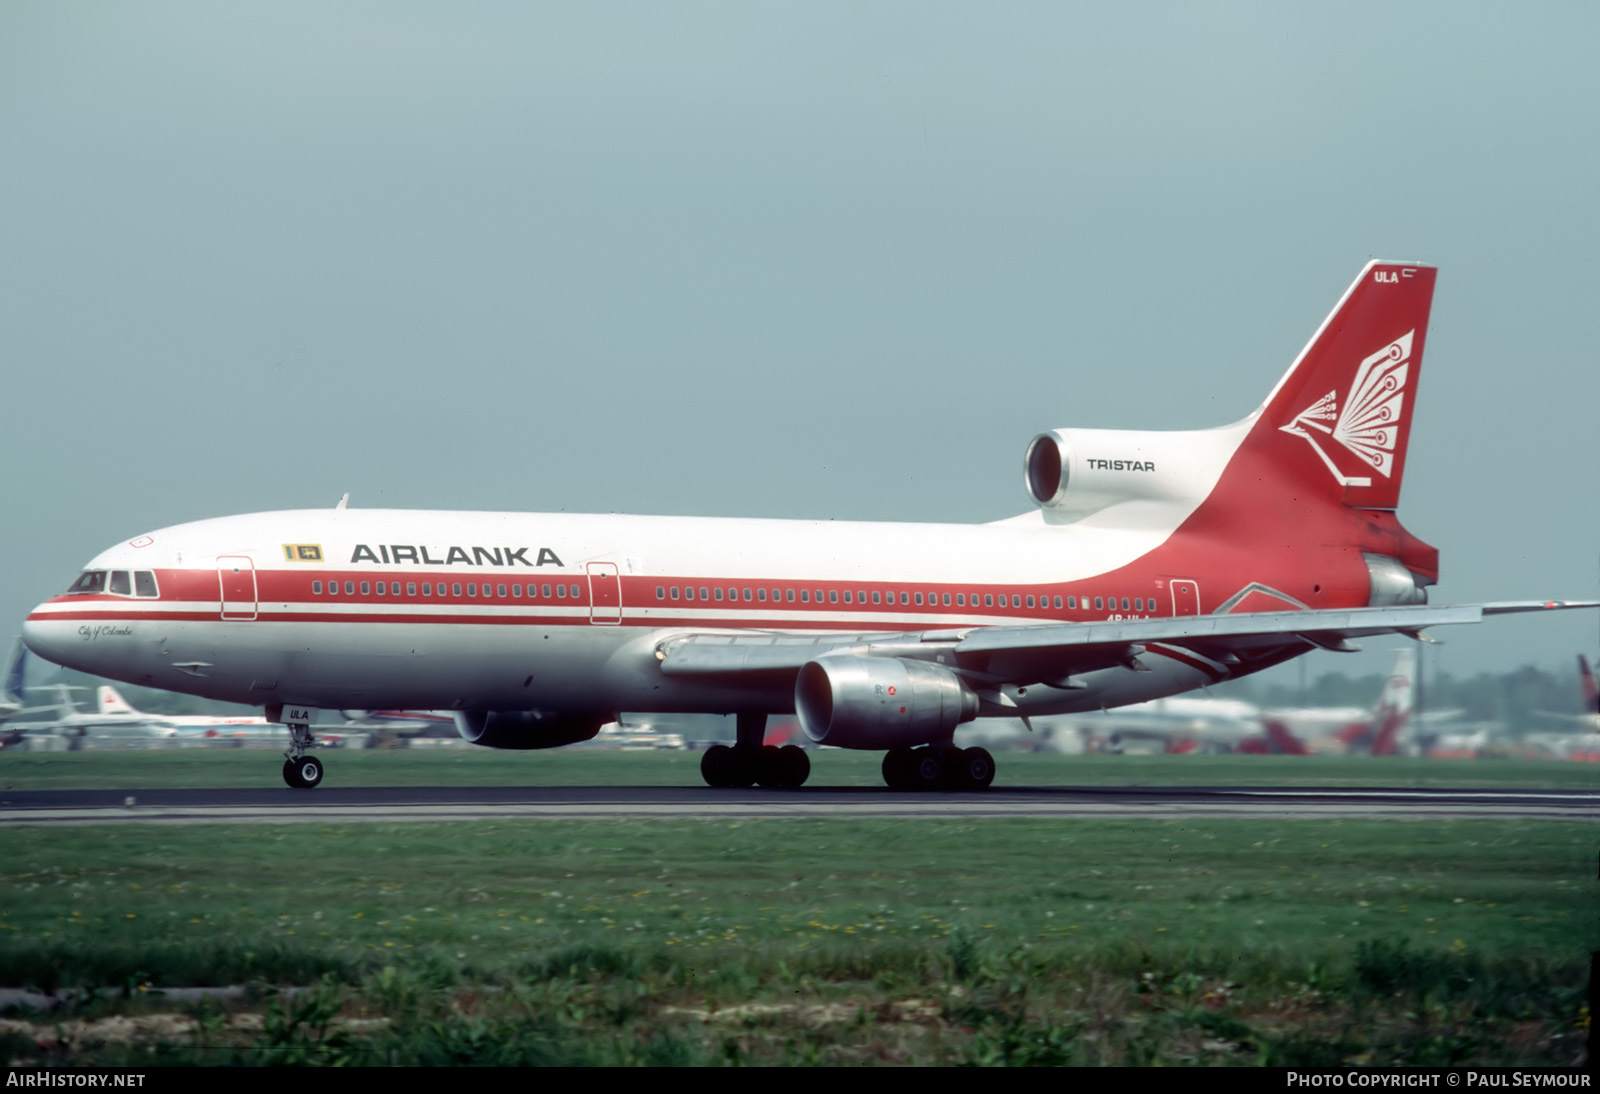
[21,261,1597,790]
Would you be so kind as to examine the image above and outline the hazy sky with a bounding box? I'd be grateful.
[2,3,1595,686]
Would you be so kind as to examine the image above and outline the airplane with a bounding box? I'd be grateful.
[19,260,1598,791]
[1533,654,1600,733]
[1060,649,1417,756]
[93,685,361,748]
[1261,648,1417,756]
[3,682,181,746]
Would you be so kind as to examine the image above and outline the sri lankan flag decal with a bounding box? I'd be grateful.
[283,544,324,562]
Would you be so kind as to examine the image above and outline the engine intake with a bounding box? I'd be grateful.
[454,710,605,750]
[795,656,978,750]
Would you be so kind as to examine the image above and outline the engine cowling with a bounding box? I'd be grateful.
[1023,425,1243,520]
[794,656,978,750]
[454,710,605,750]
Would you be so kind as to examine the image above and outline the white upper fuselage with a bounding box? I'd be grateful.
[22,501,1249,722]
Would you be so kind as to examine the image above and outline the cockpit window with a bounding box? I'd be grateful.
[134,571,158,598]
[66,571,107,594]
[108,571,132,596]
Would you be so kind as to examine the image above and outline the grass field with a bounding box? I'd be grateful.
[2,745,1597,791]
[0,792,1593,1065]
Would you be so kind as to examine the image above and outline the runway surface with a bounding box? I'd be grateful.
[1,784,1594,823]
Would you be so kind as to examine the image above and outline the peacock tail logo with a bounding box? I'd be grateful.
[1280,330,1413,487]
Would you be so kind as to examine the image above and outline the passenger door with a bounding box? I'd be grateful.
[218,556,258,620]
[587,562,621,625]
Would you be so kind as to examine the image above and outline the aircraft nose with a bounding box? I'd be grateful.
[22,610,77,669]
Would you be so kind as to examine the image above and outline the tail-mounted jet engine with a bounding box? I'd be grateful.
[454,710,605,750]
[1023,425,1243,521]
[795,655,978,750]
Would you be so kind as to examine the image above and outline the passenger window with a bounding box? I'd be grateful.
[1026,595,1035,608]
[956,593,964,606]
[312,581,322,595]
[451,583,462,596]
[829,590,838,604]
[727,587,737,601]
[899,592,909,605]
[466,583,476,597]
[1053,595,1062,609]
[570,584,581,598]
[409,583,418,596]
[942,593,951,606]
[542,584,552,597]
[801,590,810,603]
[346,582,356,595]
[1068,596,1076,609]
[360,582,371,595]
[512,585,521,597]
[786,589,795,602]
[684,587,695,601]
[914,592,923,606]
[842,590,851,604]
[135,572,158,598]
[1094,597,1104,611]
[422,583,432,596]
[559,585,568,599]
[670,587,679,600]
[757,588,767,602]
[1121,597,1130,611]
[984,594,994,607]
[376,582,386,595]
[657,586,666,600]
[743,589,753,601]
[109,571,131,596]
[700,586,709,600]
[498,584,507,597]
[715,588,724,601]
[872,591,881,604]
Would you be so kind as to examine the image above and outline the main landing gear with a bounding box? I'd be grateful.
[700,712,811,789]
[282,723,323,789]
[882,745,995,792]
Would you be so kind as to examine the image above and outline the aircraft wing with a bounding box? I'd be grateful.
[657,600,1599,684]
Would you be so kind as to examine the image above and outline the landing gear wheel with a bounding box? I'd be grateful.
[953,746,995,791]
[778,744,810,788]
[701,744,734,788]
[755,744,786,788]
[882,747,914,791]
[907,747,947,792]
[287,755,323,790]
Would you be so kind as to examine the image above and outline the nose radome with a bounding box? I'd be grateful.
[22,612,74,669]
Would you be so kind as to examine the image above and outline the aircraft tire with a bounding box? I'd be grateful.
[882,747,914,791]
[282,759,304,789]
[779,744,810,788]
[726,746,758,789]
[755,744,786,788]
[290,755,323,790]
[907,747,946,792]
[954,746,995,791]
[701,744,733,788]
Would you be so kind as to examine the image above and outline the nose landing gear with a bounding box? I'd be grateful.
[282,722,323,789]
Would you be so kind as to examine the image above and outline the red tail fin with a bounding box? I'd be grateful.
[1248,261,1437,511]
